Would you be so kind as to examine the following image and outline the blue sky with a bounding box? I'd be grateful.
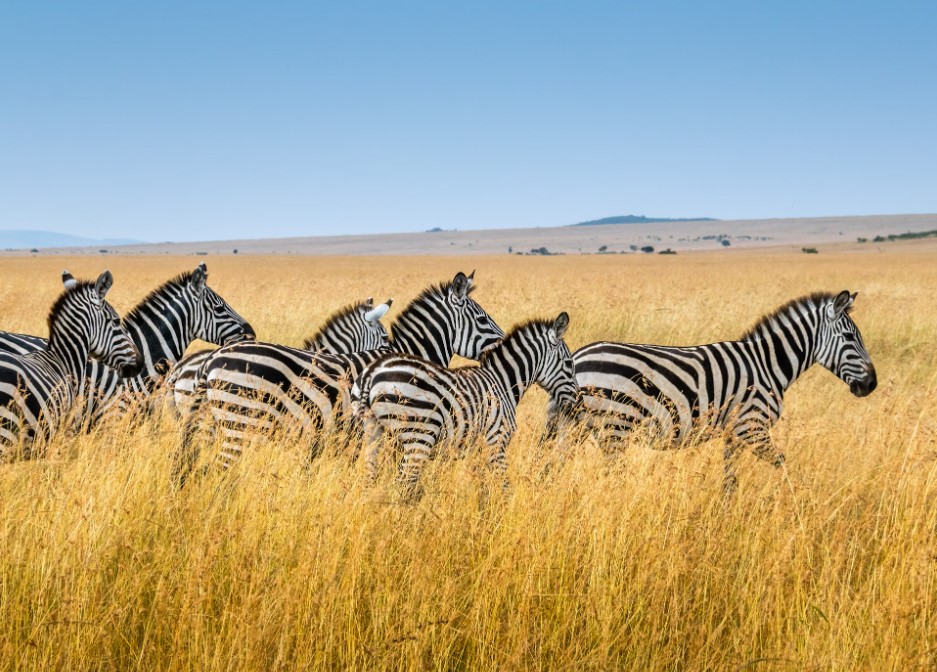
[2,1,935,242]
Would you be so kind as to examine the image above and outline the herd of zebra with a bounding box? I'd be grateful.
[0,263,877,493]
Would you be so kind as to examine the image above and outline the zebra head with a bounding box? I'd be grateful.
[816,291,877,397]
[536,312,579,411]
[70,271,144,377]
[448,271,505,359]
[185,263,256,345]
[302,297,393,353]
[361,297,393,349]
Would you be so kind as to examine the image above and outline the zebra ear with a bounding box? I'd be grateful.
[190,264,208,296]
[553,312,570,339]
[61,270,78,290]
[450,272,470,299]
[830,290,853,319]
[94,270,114,303]
[365,297,374,307]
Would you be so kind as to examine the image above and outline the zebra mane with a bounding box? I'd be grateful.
[741,292,841,341]
[123,269,200,326]
[389,278,476,341]
[301,299,372,349]
[478,318,553,365]
[47,280,97,337]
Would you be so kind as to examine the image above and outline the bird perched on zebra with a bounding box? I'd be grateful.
[0,270,143,459]
[165,296,393,415]
[174,271,504,485]
[353,312,577,496]
[550,291,877,492]
[0,263,254,427]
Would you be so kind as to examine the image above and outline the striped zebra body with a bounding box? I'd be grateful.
[175,272,504,483]
[0,331,47,356]
[166,297,392,415]
[0,264,254,426]
[354,313,576,493]
[0,271,142,457]
[559,291,877,490]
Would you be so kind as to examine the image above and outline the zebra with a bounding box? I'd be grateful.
[175,271,504,483]
[551,290,877,491]
[165,296,393,415]
[353,312,577,495]
[0,270,143,458]
[0,263,255,426]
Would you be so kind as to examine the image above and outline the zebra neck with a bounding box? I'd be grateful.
[743,311,818,396]
[481,341,536,407]
[389,297,455,365]
[123,302,189,381]
[46,329,92,394]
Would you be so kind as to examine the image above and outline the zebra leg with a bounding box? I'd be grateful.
[396,435,438,500]
[722,441,742,497]
[173,407,204,488]
[172,381,215,488]
[485,434,511,492]
[749,425,785,469]
[360,408,386,481]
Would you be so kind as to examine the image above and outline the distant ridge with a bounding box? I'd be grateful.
[571,215,718,227]
[0,230,143,250]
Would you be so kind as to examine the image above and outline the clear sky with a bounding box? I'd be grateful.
[2,1,935,242]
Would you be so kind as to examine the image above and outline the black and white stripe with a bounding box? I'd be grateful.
[354,313,576,493]
[165,296,392,414]
[556,291,877,490]
[0,271,143,458]
[175,271,504,483]
[0,263,254,426]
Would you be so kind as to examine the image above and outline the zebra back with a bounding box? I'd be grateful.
[166,296,394,415]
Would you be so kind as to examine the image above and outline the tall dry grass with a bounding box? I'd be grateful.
[0,249,935,670]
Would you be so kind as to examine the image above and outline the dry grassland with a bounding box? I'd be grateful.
[0,249,935,670]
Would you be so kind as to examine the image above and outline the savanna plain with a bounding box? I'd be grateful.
[0,247,935,671]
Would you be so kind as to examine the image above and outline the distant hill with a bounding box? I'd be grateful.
[0,230,143,250]
[571,215,718,227]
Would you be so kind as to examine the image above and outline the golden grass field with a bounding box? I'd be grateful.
[0,247,935,671]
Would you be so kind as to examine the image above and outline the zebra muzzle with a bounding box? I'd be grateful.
[849,366,877,398]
